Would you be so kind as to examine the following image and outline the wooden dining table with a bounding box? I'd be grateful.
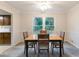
[25,34,63,57]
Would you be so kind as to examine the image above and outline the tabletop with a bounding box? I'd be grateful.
[25,34,63,41]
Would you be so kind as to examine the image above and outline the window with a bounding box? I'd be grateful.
[45,17,54,33]
[33,17,43,34]
[33,17,54,34]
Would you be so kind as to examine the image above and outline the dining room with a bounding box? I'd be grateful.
[0,1,79,57]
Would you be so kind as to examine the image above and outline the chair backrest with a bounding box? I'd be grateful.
[60,32,65,41]
[38,34,49,46]
[40,30,47,34]
[23,32,28,39]
[38,34,49,39]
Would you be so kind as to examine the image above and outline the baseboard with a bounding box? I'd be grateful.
[15,40,23,46]
[66,40,79,49]
[1,40,23,53]
[0,40,23,54]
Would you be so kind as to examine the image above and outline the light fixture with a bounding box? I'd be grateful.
[37,1,52,12]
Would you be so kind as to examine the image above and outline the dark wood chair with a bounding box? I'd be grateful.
[38,34,49,56]
[40,30,47,34]
[23,32,36,54]
[51,32,65,55]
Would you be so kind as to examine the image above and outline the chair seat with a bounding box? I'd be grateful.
[39,44,49,49]
[28,42,36,47]
[23,32,36,54]
[51,32,65,55]
[51,42,64,48]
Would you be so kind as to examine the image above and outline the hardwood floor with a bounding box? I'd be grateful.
[1,42,79,57]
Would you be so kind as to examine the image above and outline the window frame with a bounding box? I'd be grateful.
[32,17,43,34]
[33,17,54,34]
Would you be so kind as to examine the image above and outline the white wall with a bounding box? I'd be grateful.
[0,1,79,50]
[21,11,67,40]
[67,4,79,48]
[0,9,11,15]
[0,2,21,45]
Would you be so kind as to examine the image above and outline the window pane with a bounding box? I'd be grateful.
[33,17,43,34]
[34,17,42,25]
[45,17,54,33]
[45,17,54,25]
[33,25,42,34]
[45,25,54,31]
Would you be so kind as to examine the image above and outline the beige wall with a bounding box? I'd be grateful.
[21,12,67,40]
[0,2,21,45]
[67,4,79,48]
[0,9,11,15]
[1,1,79,51]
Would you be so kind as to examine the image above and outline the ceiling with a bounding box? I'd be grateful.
[6,1,79,13]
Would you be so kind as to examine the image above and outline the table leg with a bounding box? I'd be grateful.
[25,41,28,57]
[59,40,62,57]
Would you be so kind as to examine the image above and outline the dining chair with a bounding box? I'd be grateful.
[51,32,65,55]
[38,34,49,56]
[40,30,47,34]
[23,32,36,54]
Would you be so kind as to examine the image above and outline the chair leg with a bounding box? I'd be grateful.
[38,43,39,57]
[34,44,36,54]
[51,44,53,54]
[51,47,53,54]
[24,47,26,54]
[62,44,64,55]
[62,47,64,54]
[37,42,39,54]
[48,49,49,57]
[52,44,54,54]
